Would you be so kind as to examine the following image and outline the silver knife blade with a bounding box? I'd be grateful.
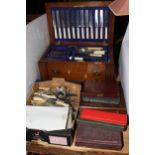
[52,10,58,39]
[56,10,62,39]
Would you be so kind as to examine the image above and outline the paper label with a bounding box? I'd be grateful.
[49,136,67,145]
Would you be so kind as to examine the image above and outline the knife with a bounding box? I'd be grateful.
[52,10,58,39]
[95,9,99,39]
[76,9,80,39]
[66,10,71,39]
[71,9,76,39]
[100,9,104,39]
[89,10,94,39]
[80,9,85,39]
[104,9,108,39]
[85,9,89,39]
[60,10,66,39]
[56,10,62,39]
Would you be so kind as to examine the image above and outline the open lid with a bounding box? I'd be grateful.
[45,1,115,46]
[109,0,129,16]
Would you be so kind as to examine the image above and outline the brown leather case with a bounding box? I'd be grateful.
[75,123,123,150]
[82,80,120,98]
[81,81,127,113]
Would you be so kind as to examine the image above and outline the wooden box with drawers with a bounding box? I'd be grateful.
[39,1,115,82]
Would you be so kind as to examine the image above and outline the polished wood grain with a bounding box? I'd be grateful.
[39,1,116,81]
[45,1,111,8]
[39,61,115,82]
[39,48,115,81]
[109,10,115,45]
[39,62,49,81]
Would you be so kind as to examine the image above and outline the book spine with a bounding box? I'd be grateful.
[77,119,124,131]
[80,109,127,125]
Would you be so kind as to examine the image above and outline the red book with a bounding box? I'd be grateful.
[80,108,127,126]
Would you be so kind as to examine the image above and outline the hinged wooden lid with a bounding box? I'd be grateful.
[27,78,81,111]
[45,1,115,47]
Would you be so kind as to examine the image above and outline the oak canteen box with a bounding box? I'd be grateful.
[39,1,116,82]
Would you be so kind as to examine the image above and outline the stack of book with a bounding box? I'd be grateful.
[82,81,120,104]
[75,108,128,150]
[81,80,127,113]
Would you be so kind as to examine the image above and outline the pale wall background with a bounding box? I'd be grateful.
[119,25,129,113]
[26,14,50,97]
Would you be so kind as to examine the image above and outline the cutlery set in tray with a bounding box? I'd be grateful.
[46,45,110,62]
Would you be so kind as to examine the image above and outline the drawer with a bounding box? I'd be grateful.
[45,61,108,81]
[87,63,105,73]
[66,62,87,81]
[47,62,68,79]
[87,63,105,80]
[67,62,87,73]
[66,73,86,82]
[87,72,105,80]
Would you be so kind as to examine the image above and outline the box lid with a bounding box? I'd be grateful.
[109,0,129,16]
[82,80,120,98]
[76,123,123,150]
[45,1,115,47]
[26,105,69,131]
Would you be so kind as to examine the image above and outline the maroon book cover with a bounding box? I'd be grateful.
[75,124,123,150]
[81,81,127,113]
[82,80,120,98]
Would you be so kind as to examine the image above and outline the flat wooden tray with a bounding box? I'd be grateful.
[26,127,129,155]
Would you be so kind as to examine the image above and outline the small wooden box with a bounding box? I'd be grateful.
[39,1,116,82]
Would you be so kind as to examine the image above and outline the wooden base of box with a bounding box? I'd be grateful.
[26,127,129,155]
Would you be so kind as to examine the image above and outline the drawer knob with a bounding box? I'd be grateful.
[52,69,59,74]
[93,71,101,76]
